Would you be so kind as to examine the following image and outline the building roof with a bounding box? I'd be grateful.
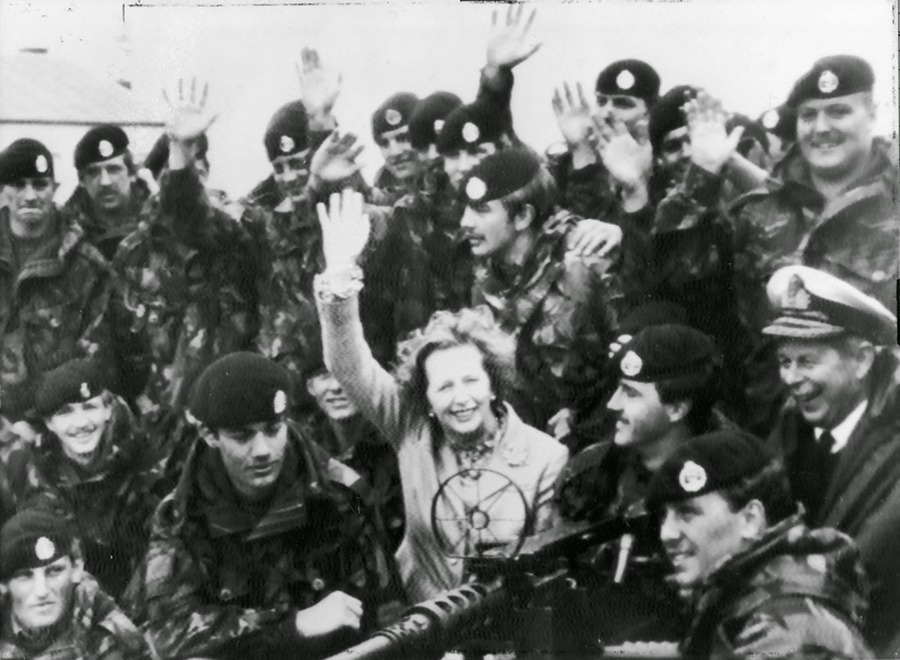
[0,52,164,127]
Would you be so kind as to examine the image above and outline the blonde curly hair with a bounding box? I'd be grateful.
[393,306,518,420]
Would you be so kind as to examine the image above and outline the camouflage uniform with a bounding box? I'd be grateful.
[63,180,151,261]
[473,211,621,431]
[123,425,398,660]
[0,210,115,421]
[728,137,898,434]
[113,167,259,419]
[680,514,872,659]
[7,399,162,599]
[300,411,405,553]
[0,575,151,659]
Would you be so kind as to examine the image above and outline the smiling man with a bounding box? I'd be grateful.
[763,264,900,654]
[0,507,150,659]
[649,429,871,659]
[0,139,121,423]
[125,352,399,659]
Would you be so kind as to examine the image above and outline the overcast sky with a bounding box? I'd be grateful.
[1,0,896,198]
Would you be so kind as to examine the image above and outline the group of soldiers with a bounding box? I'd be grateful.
[0,6,897,658]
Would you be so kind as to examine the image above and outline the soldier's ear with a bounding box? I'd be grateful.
[662,399,691,424]
[512,204,536,231]
[198,424,219,448]
[70,556,85,584]
[738,499,767,542]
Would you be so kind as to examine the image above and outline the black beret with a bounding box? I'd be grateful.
[188,352,292,429]
[408,91,464,150]
[648,85,700,154]
[595,59,661,107]
[74,124,129,171]
[648,430,773,509]
[264,100,309,162]
[619,301,689,339]
[144,131,210,178]
[371,92,419,144]
[785,55,874,109]
[0,138,54,184]
[0,508,75,581]
[763,266,897,345]
[34,358,109,418]
[436,102,507,155]
[614,323,717,383]
[759,104,797,144]
[462,148,541,204]
[726,113,770,157]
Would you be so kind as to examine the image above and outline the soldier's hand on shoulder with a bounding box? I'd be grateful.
[570,219,622,259]
[486,4,541,71]
[294,591,363,638]
[684,91,744,175]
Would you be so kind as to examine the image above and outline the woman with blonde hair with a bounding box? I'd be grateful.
[315,190,568,602]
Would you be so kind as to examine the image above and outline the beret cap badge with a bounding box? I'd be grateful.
[35,154,49,174]
[462,122,480,144]
[273,390,287,415]
[34,536,56,561]
[620,350,643,377]
[762,109,780,130]
[465,176,487,201]
[385,108,403,126]
[433,119,445,134]
[98,139,114,158]
[616,69,636,91]
[79,382,91,400]
[678,461,707,493]
[818,70,839,94]
[279,135,295,154]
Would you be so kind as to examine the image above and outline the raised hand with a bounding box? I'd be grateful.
[592,114,652,191]
[163,77,217,143]
[317,188,370,272]
[552,82,594,148]
[486,4,542,70]
[296,47,342,121]
[684,91,744,175]
[310,131,364,183]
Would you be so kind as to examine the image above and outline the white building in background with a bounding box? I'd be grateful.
[0,49,165,202]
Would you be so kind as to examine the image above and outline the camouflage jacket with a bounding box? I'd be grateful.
[113,168,259,415]
[682,515,872,659]
[123,425,397,660]
[7,399,162,599]
[730,137,898,335]
[0,211,113,421]
[473,212,622,430]
[63,180,151,261]
[366,179,473,348]
[0,575,150,660]
[300,411,405,553]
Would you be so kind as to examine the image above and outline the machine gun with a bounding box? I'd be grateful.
[325,514,647,660]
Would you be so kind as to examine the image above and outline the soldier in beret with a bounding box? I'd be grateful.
[370,91,421,205]
[649,430,871,659]
[407,91,462,180]
[6,358,162,599]
[763,265,900,654]
[550,59,660,220]
[461,148,623,439]
[552,322,726,646]
[0,138,128,424]
[62,124,150,261]
[0,507,151,659]
[123,352,399,659]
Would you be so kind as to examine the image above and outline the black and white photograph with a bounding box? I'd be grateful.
[0,0,897,657]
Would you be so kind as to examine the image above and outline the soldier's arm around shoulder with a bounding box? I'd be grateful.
[81,580,154,660]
